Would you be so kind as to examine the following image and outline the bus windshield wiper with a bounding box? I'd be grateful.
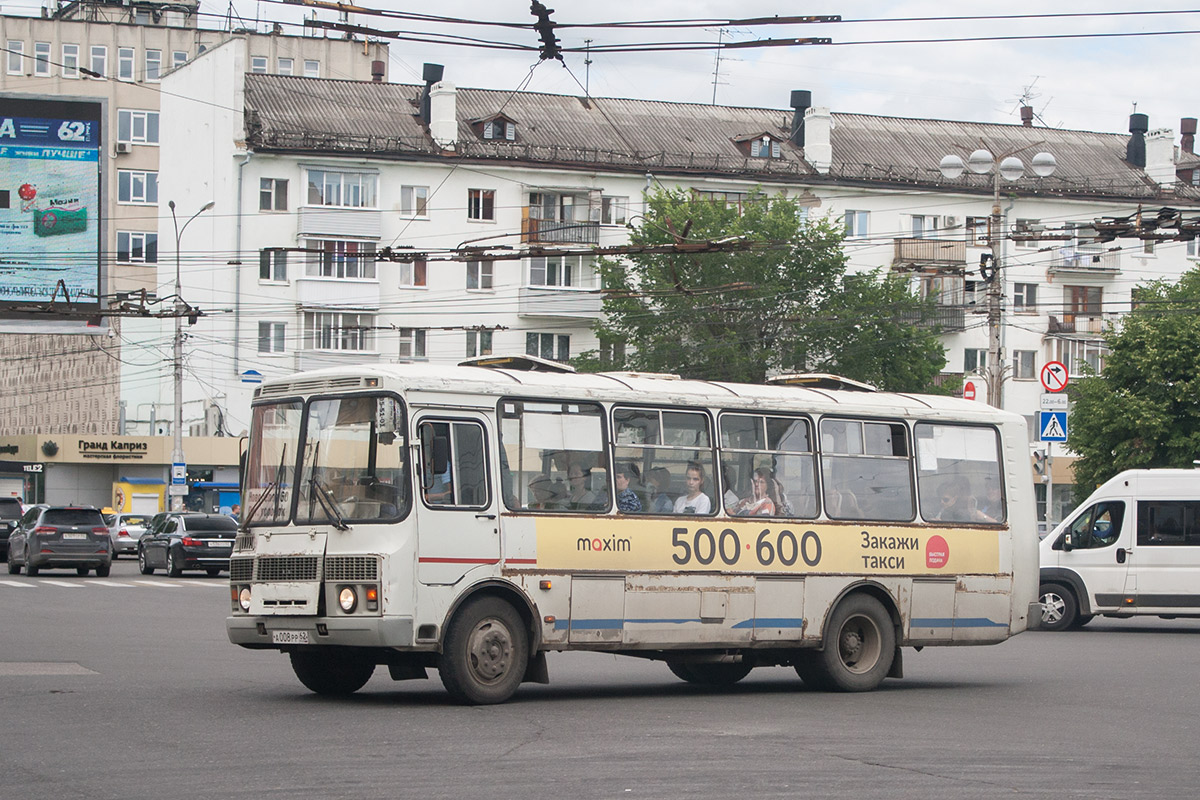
[309,474,350,531]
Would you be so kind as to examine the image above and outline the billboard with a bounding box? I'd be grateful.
[0,96,104,332]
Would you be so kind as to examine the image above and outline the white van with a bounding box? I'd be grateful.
[1039,469,1200,630]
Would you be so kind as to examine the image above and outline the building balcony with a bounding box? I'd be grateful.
[517,286,603,318]
[892,237,966,267]
[521,216,601,244]
[1048,314,1114,336]
[298,206,382,239]
[295,277,380,309]
[901,304,968,332]
[1048,248,1120,274]
[295,350,381,372]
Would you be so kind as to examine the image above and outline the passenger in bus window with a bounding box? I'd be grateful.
[567,464,605,511]
[527,474,566,510]
[720,464,740,509]
[614,463,643,513]
[647,467,674,513]
[731,467,777,517]
[936,475,994,523]
[976,482,1003,521]
[673,461,712,515]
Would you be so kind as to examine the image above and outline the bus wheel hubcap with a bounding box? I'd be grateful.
[467,619,512,682]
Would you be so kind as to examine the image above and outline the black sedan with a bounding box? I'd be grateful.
[138,513,238,577]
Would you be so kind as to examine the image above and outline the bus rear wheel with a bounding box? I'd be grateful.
[812,594,895,692]
[289,648,376,695]
[439,596,529,705]
[667,660,753,686]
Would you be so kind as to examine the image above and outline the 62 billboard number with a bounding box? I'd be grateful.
[671,527,822,568]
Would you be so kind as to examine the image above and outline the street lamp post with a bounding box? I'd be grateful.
[939,148,1056,408]
[168,199,214,511]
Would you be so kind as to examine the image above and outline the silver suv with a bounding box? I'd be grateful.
[7,505,112,577]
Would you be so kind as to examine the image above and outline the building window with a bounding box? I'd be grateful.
[1013,282,1037,312]
[529,255,575,287]
[172,50,188,69]
[306,169,377,208]
[468,188,495,221]
[90,45,107,77]
[34,42,51,76]
[399,259,427,287]
[258,321,286,353]
[259,249,287,282]
[692,189,753,214]
[483,119,515,140]
[61,44,80,78]
[250,56,268,74]
[1065,285,1102,321]
[398,328,426,359]
[303,59,319,78]
[304,240,377,280]
[6,41,23,75]
[145,49,161,81]
[117,110,160,144]
[965,216,989,246]
[910,215,937,238]
[259,178,288,211]
[277,57,293,75]
[750,135,780,158]
[116,231,158,264]
[964,348,987,374]
[1142,239,1156,256]
[401,185,428,217]
[117,47,134,80]
[466,330,493,358]
[1188,239,1198,258]
[304,311,374,351]
[467,260,493,290]
[602,196,628,225]
[526,332,570,362]
[1014,218,1039,248]
[844,210,869,238]
[117,170,158,204]
[1014,350,1037,380]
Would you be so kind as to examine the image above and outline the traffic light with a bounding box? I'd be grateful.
[1033,450,1046,474]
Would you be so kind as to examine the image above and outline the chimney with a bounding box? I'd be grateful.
[371,60,385,83]
[1145,127,1176,189]
[789,90,812,146]
[429,81,458,151]
[1181,117,1197,154]
[1126,113,1148,168]
[803,106,833,174]
[1020,106,1034,127]
[418,62,444,125]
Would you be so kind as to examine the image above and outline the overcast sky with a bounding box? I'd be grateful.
[9,0,1200,136]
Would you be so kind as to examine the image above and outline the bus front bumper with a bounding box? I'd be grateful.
[227,615,416,649]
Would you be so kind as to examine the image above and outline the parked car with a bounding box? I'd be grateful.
[7,505,112,577]
[0,497,23,560]
[103,513,148,558]
[138,513,238,577]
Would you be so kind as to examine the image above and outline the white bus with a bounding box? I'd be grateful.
[227,357,1040,704]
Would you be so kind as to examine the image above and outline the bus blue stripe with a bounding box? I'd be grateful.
[731,618,805,629]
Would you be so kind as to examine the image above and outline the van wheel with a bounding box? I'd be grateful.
[812,594,895,692]
[667,660,753,686]
[439,596,528,705]
[290,648,375,695]
[1039,583,1078,632]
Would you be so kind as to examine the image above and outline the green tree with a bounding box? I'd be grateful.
[1069,268,1200,489]
[576,187,947,391]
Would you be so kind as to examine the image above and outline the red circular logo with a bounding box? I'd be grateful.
[39,210,58,229]
[926,535,949,569]
[18,183,37,201]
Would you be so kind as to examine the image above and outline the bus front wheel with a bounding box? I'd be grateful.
[289,647,376,695]
[439,596,529,705]
[813,594,895,692]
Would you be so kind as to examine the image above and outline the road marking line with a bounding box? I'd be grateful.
[40,580,85,588]
[132,580,181,588]
[0,580,35,588]
[90,581,134,587]
[0,662,98,676]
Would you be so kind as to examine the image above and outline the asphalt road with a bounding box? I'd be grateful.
[1,559,1197,800]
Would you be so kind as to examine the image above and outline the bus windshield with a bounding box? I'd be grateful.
[245,400,302,526]
[295,394,409,525]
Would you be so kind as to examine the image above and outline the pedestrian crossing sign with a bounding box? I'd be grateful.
[1039,410,1068,442]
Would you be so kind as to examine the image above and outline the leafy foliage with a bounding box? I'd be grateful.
[576,187,947,391]
[1069,269,1200,489]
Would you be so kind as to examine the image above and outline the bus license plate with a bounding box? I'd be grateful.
[271,630,310,645]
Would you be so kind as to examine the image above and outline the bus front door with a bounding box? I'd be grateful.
[414,414,499,585]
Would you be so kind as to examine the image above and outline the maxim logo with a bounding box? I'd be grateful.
[577,536,631,553]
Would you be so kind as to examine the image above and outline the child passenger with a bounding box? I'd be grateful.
[673,461,712,515]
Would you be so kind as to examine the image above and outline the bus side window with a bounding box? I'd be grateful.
[419,420,489,510]
[499,399,609,513]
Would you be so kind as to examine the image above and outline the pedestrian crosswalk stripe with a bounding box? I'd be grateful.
[133,580,180,588]
[0,580,35,588]
[91,581,134,587]
[40,580,84,588]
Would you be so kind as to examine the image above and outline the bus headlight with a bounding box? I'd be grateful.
[338,586,358,613]
[238,586,252,612]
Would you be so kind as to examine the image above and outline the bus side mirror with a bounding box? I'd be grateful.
[419,426,450,490]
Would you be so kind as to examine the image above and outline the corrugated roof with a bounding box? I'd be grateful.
[243,74,1200,203]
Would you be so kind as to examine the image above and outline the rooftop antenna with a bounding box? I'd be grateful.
[709,27,727,105]
[584,38,593,98]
